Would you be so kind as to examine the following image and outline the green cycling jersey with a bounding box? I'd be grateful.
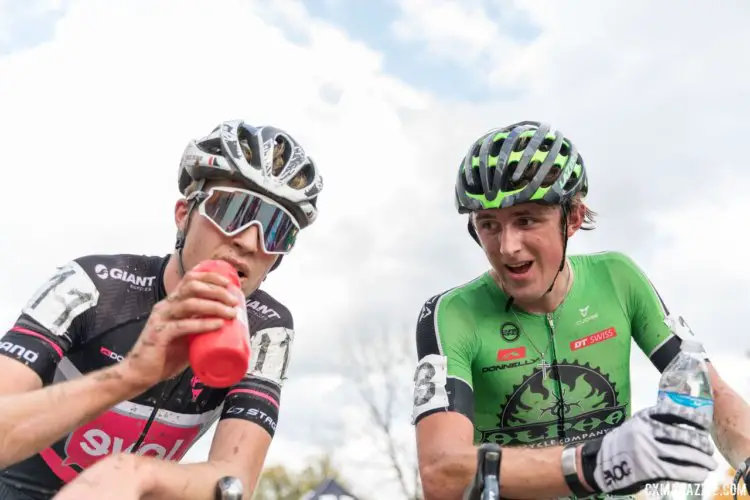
[411,251,688,499]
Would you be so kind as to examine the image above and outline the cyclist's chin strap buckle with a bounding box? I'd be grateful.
[732,457,750,500]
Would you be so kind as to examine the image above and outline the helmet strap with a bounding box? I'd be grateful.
[175,180,206,277]
[504,204,570,312]
[543,204,570,295]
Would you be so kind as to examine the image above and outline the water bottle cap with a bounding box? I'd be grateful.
[681,338,703,351]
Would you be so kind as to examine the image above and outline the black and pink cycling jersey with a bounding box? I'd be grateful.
[0,253,294,499]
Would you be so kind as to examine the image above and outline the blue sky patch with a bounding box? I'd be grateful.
[302,0,540,101]
[0,0,69,55]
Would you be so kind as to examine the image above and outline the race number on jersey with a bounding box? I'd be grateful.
[248,326,293,386]
[22,261,99,338]
[411,353,450,423]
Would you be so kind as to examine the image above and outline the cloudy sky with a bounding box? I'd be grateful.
[2,0,749,497]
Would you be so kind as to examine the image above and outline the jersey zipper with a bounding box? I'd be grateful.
[545,313,567,445]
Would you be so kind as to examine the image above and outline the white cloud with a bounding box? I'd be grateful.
[0,0,433,356]
[2,0,750,498]
[0,0,433,495]
[649,172,750,282]
[391,0,515,63]
[0,0,65,51]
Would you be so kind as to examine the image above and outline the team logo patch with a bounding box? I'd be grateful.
[570,327,617,351]
[477,361,625,448]
[497,347,526,362]
[500,322,520,342]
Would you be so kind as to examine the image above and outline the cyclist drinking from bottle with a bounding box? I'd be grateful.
[0,120,323,500]
[411,120,750,499]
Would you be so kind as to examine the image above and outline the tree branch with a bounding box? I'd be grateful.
[341,322,423,499]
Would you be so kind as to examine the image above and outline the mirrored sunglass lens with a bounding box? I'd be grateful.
[204,190,298,252]
[263,215,298,252]
[204,192,249,233]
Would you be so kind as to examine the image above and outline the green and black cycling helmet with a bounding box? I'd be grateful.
[455,121,589,305]
[455,120,588,242]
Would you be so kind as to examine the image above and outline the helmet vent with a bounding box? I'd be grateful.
[465,165,484,195]
[542,165,561,188]
[489,138,505,157]
[272,136,291,176]
[198,137,223,156]
[513,135,530,152]
[289,163,313,189]
[239,138,253,163]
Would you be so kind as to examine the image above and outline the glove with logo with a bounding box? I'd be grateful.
[578,398,718,496]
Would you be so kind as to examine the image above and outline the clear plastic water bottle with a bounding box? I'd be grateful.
[655,337,714,499]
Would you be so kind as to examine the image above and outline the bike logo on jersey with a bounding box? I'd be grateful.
[497,347,526,362]
[246,299,281,320]
[0,341,39,363]
[418,295,439,323]
[477,361,625,448]
[500,322,520,342]
[576,305,599,325]
[94,264,155,291]
[570,327,617,351]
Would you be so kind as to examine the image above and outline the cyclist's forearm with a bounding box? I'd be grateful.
[0,364,148,468]
[422,444,592,500]
[498,445,592,499]
[711,369,750,467]
[138,456,254,500]
[421,446,477,500]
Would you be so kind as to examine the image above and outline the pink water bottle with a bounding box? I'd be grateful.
[188,260,251,388]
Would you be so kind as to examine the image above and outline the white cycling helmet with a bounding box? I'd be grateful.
[178,119,323,229]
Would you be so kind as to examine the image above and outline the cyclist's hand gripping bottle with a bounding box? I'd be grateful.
[188,260,251,388]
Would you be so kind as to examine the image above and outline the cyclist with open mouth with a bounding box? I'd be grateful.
[411,120,750,499]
